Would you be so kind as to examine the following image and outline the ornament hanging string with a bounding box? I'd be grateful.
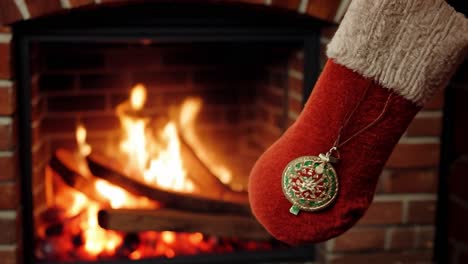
[326,83,393,161]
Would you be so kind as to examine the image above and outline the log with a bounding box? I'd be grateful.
[86,152,252,216]
[177,131,248,204]
[49,149,110,206]
[98,208,271,241]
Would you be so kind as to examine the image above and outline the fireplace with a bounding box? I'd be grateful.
[13,2,323,263]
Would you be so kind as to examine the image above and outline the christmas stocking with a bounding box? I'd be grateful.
[248,0,468,245]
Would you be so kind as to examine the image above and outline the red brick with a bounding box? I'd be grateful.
[423,89,444,110]
[307,0,342,22]
[69,0,94,7]
[329,251,432,264]
[271,0,301,10]
[449,157,468,202]
[0,118,14,150]
[406,113,442,137]
[47,95,106,112]
[0,182,17,209]
[40,117,78,135]
[386,142,440,168]
[289,52,303,73]
[448,200,468,244]
[288,76,302,94]
[381,169,438,193]
[0,1,23,25]
[0,27,12,33]
[0,214,16,243]
[0,43,11,79]
[408,200,436,224]
[81,114,120,131]
[417,227,435,249]
[389,227,416,249]
[0,83,15,115]
[25,0,62,18]
[359,201,403,225]
[288,96,303,114]
[0,247,16,264]
[333,228,385,251]
[262,88,284,107]
[0,153,16,180]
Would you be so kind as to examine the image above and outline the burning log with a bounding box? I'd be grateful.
[177,132,248,204]
[49,149,110,206]
[86,152,252,216]
[98,208,272,241]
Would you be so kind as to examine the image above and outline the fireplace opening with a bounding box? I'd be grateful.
[14,2,323,263]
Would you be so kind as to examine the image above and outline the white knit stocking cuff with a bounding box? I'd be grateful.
[327,0,468,106]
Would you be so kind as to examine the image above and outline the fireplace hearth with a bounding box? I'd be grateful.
[14,2,323,263]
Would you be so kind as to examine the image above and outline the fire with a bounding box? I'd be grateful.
[76,124,91,157]
[117,84,195,192]
[130,83,147,110]
[179,99,233,185]
[39,83,256,261]
[82,203,122,256]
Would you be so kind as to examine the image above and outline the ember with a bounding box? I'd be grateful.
[35,84,274,261]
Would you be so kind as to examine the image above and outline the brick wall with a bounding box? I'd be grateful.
[0,28,20,264]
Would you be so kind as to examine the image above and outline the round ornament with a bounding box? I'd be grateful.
[282,155,338,215]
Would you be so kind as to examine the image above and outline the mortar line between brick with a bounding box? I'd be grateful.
[334,0,352,23]
[298,0,309,14]
[0,211,16,218]
[415,225,422,249]
[0,34,12,43]
[416,111,443,117]
[0,244,16,250]
[384,227,393,250]
[288,69,303,80]
[289,91,302,101]
[402,198,409,224]
[0,151,14,157]
[374,193,437,201]
[14,0,31,19]
[60,0,71,8]
[288,110,299,119]
[0,80,13,87]
[398,137,440,144]
[0,117,12,124]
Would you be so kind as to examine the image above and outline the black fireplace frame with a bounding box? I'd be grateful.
[13,2,324,263]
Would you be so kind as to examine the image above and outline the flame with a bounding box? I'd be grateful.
[130,83,147,110]
[117,84,195,192]
[82,203,122,256]
[76,124,91,156]
[53,84,240,260]
[179,98,232,185]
